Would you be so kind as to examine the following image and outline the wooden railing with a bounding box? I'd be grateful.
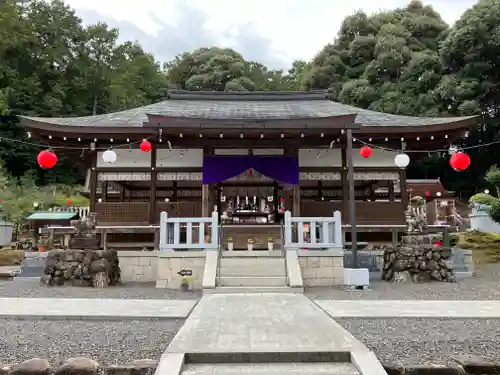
[300,201,405,225]
[159,211,219,251]
[284,210,343,250]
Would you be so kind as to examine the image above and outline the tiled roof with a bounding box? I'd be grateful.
[20,90,477,128]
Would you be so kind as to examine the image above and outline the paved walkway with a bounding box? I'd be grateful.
[2,297,500,319]
[315,300,500,318]
[0,298,197,319]
[166,294,366,353]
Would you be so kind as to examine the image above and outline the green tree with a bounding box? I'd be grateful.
[165,47,256,91]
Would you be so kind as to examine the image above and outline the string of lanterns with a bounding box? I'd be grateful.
[358,143,471,171]
[37,139,153,169]
[1,131,494,171]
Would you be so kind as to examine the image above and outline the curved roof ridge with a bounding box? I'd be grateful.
[166,90,329,101]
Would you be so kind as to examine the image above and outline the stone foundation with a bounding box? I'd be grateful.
[41,249,120,287]
[382,245,455,283]
[297,250,344,287]
[384,355,500,375]
[2,354,499,375]
[0,357,157,375]
[118,251,158,283]
[156,251,206,289]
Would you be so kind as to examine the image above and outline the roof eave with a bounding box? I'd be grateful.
[355,116,478,134]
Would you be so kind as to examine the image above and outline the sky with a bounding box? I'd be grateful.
[63,0,478,69]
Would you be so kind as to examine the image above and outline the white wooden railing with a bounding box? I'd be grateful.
[284,210,343,250]
[159,211,219,251]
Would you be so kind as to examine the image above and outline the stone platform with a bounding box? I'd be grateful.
[162,294,386,375]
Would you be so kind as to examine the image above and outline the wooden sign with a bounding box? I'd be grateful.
[177,269,193,277]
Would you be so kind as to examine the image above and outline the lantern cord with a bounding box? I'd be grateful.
[0,136,154,151]
[353,137,500,153]
[1,134,500,153]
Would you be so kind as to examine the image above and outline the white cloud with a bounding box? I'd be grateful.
[63,0,478,69]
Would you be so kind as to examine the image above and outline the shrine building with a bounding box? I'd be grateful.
[19,90,477,249]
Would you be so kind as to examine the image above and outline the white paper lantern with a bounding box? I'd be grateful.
[102,149,117,164]
[394,153,410,168]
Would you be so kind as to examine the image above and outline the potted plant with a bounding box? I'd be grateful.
[227,235,234,251]
[247,238,254,251]
[181,277,191,292]
[267,236,274,251]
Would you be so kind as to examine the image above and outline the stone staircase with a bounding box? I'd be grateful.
[210,253,302,294]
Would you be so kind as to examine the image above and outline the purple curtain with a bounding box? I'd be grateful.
[202,156,298,185]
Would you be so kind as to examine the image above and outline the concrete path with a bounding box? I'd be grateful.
[0,298,197,319]
[166,293,368,353]
[316,300,500,318]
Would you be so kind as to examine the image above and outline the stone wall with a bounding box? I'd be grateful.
[41,250,120,287]
[297,250,344,287]
[382,245,455,283]
[156,251,206,289]
[384,355,500,375]
[0,357,157,375]
[118,251,158,283]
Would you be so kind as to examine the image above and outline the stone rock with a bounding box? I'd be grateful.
[106,360,157,375]
[8,358,51,375]
[40,249,120,287]
[383,364,405,375]
[382,234,455,283]
[452,355,500,374]
[405,364,461,375]
[55,357,99,375]
[0,366,12,375]
[130,359,158,375]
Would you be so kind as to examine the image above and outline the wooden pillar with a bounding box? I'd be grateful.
[341,144,348,217]
[400,169,408,208]
[102,182,108,202]
[89,152,98,212]
[149,139,158,224]
[346,129,358,268]
[388,180,395,201]
[202,146,213,217]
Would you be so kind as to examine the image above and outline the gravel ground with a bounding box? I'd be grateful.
[0,279,202,299]
[336,318,500,366]
[307,265,500,300]
[0,318,184,365]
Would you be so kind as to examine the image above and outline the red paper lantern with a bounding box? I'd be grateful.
[66,198,72,205]
[140,139,152,152]
[449,152,470,171]
[425,191,431,197]
[359,146,372,159]
[37,150,58,169]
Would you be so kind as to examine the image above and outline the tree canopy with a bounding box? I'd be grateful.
[1,0,500,198]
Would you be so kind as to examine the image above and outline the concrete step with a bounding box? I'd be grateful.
[218,266,286,277]
[219,257,285,268]
[219,276,287,287]
[181,362,360,375]
[222,251,283,257]
[205,286,303,294]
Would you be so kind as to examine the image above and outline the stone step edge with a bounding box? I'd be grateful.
[184,351,351,364]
